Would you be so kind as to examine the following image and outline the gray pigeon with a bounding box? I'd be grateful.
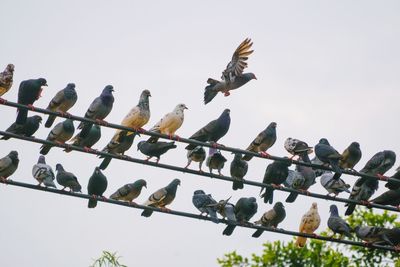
[242,122,277,161]
[285,165,316,203]
[204,38,256,104]
[320,172,350,196]
[284,169,305,190]
[137,140,177,163]
[40,119,75,155]
[32,155,56,188]
[0,151,19,181]
[68,124,101,151]
[206,149,227,175]
[385,166,400,190]
[252,202,286,238]
[77,85,114,136]
[314,138,342,179]
[44,83,78,128]
[371,188,400,207]
[345,150,396,216]
[284,137,313,163]
[354,226,400,246]
[339,142,362,170]
[16,78,47,125]
[0,63,14,97]
[1,115,42,140]
[185,109,231,150]
[192,190,219,223]
[110,179,147,204]
[87,167,108,208]
[311,155,330,177]
[261,159,291,204]
[328,205,352,239]
[141,179,181,217]
[55,163,81,192]
[230,153,248,190]
[185,146,206,171]
[223,197,258,236]
[99,130,137,170]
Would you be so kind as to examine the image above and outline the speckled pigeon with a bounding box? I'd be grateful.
[252,202,286,238]
[16,78,47,125]
[1,115,42,140]
[242,122,277,161]
[55,163,81,192]
[261,159,291,204]
[32,155,56,188]
[137,140,176,163]
[110,179,147,204]
[0,151,19,181]
[40,119,75,155]
[320,172,350,196]
[192,190,219,223]
[230,153,248,190]
[185,109,230,150]
[87,167,108,208]
[185,146,206,171]
[204,38,256,104]
[222,197,257,236]
[339,142,362,170]
[215,198,236,222]
[284,137,313,162]
[0,64,15,97]
[328,205,352,239]
[141,178,180,217]
[44,83,77,127]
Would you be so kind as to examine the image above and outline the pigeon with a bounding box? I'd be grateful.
[16,78,48,125]
[141,179,180,217]
[185,109,231,150]
[295,202,321,247]
[260,159,291,204]
[55,163,81,192]
[40,119,75,155]
[284,138,313,162]
[314,138,342,179]
[215,198,236,222]
[371,188,400,207]
[230,153,248,190]
[1,115,42,140]
[354,226,400,246]
[327,205,352,239]
[137,140,177,163]
[311,155,330,177]
[147,103,187,143]
[222,197,258,236]
[99,130,137,170]
[345,150,396,215]
[385,167,400,190]
[204,38,256,104]
[110,179,147,204]
[252,202,286,238]
[206,149,227,175]
[44,83,78,128]
[77,85,114,136]
[284,169,305,190]
[0,151,19,181]
[320,172,350,196]
[285,165,316,203]
[87,167,108,208]
[67,124,101,151]
[110,89,151,143]
[192,190,219,223]
[32,155,56,188]
[185,146,206,171]
[242,122,277,161]
[339,142,362,170]
[0,64,15,97]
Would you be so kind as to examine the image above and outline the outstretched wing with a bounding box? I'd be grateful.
[222,38,254,82]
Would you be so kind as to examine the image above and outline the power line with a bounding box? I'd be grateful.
[0,130,398,213]
[0,178,398,252]
[0,99,397,186]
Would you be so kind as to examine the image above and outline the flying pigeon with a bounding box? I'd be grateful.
[252,202,286,238]
[141,178,180,217]
[0,151,19,181]
[1,115,42,140]
[16,78,47,125]
[320,172,350,196]
[242,122,277,161]
[328,205,352,239]
[40,119,75,155]
[314,138,342,179]
[204,38,256,104]
[0,64,15,97]
[110,179,147,204]
[206,149,227,175]
[147,103,187,143]
[32,155,56,188]
[222,197,257,236]
[55,163,81,192]
[87,167,108,208]
[137,140,176,163]
[230,153,248,190]
[284,137,313,162]
[339,142,362,170]
[260,159,291,204]
[185,146,206,171]
[295,202,321,247]
[44,83,78,128]
[192,190,219,223]
[185,109,230,150]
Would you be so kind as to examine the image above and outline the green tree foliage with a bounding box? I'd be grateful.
[90,251,127,267]
[218,208,400,267]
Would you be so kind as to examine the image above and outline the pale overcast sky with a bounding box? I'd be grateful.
[1,1,400,266]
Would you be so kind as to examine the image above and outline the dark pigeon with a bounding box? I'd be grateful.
[1,115,42,140]
[87,167,108,208]
[230,153,248,190]
[16,78,47,125]
[137,140,177,163]
[223,197,257,236]
[261,159,291,204]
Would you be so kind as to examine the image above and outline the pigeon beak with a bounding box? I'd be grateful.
[184,105,188,110]
[44,83,48,86]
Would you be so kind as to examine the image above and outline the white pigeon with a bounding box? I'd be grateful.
[295,202,321,247]
[32,155,56,188]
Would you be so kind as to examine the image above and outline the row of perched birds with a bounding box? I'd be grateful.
[1,38,400,247]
